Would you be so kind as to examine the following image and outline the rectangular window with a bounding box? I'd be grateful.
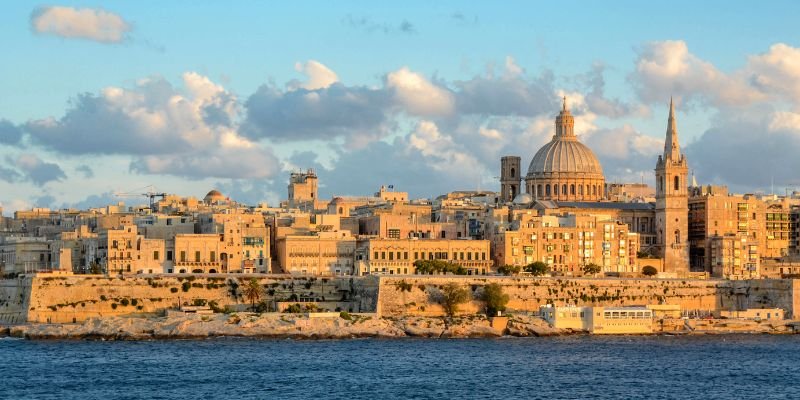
[195,251,200,262]
[414,252,419,260]
[388,229,400,239]
[404,252,408,260]
[381,251,386,260]
[374,251,379,260]
[210,251,216,262]
[389,252,394,260]
[180,251,186,262]
[153,251,159,261]
[167,251,173,261]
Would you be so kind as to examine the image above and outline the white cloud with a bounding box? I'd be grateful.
[292,60,339,90]
[386,67,455,116]
[30,6,131,43]
[25,72,279,180]
[631,40,761,107]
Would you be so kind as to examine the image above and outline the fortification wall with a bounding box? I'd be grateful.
[0,277,32,324]
[1,274,796,324]
[0,274,378,323]
[375,276,800,318]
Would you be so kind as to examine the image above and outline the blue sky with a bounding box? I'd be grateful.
[2,1,800,213]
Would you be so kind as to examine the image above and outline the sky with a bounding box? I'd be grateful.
[2,1,800,214]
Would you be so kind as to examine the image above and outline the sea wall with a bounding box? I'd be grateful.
[0,274,379,323]
[375,276,800,318]
[1,274,798,324]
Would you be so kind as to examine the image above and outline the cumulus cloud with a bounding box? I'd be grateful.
[0,119,24,145]
[25,72,279,179]
[581,63,647,118]
[242,81,393,145]
[746,43,800,104]
[585,125,663,183]
[386,68,455,116]
[687,110,800,190]
[30,6,131,43]
[291,60,339,90]
[631,40,762,107]
[5,154,67,185]
[453,69,555,116]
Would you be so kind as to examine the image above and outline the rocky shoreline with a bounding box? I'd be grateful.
[0,313,565,340]
[2,313,797,340]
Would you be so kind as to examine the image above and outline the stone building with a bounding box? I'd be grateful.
[100,225,165,275]
[523,98,606,201]
[355,238,492,275]
[275,231,356,275]
[491,211,639,276]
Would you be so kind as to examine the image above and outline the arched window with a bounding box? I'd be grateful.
[660,176,665,192]
[586,185,590,196]
[674,175,679,191]
[674,230,680,244]
[592,185,597,196]
[570,184,575,195]
[545,184,551,196]
[338,207,343,214]
[537,184,543,197]
[579,185,583,195]
[562,184,567,196]
[510,167,515,178]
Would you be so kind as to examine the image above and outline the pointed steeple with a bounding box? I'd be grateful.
[664,97,681,161]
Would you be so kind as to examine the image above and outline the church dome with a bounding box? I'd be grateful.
[204,189,225,204]
[527,138,604,176]
[523,98,606,201]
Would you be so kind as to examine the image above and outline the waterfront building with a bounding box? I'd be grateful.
[100,225,165,275]
[539,304,654,334]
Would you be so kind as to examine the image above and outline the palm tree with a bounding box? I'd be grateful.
[242,278,263,311]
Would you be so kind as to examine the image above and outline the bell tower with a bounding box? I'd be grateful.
[655,98,689,274]
[500,156,521,202]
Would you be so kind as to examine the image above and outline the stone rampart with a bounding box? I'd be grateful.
[0,274,379,323]
[375,276,800,318]
[1,274,797,324]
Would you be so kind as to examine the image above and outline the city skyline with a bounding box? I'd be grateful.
[3,1,800,215]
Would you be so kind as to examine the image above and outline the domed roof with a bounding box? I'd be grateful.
[527,137,604,176]
[526,97,604,177]
[205,189,223,198]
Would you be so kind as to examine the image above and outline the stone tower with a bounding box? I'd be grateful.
[655,98,689,274]
[500,156,521,202]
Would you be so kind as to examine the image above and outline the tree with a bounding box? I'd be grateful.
[413,260,467,275]
[439,282,470,317]
[481,283,509,316]
[241,278,264,311]
[582,263,602,276]
[642,266,658,276]
[88,262,103,275]
[524,261,549,276]
[497,264,522,276]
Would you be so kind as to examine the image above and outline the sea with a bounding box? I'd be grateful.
[1,335,799,399]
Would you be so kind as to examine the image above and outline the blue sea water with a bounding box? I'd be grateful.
[1,335,799,399]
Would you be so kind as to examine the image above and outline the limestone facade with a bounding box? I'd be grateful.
[356,238,492,275]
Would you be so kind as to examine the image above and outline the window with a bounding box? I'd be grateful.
[388,229,401,239]
[389,252,394,260]
[195,251,201,262]
[570,184,575,195]
[374,251,378,260]
[381,251,386,260]
[510,167,515,178]
[167,251,173,261]
[674,230,680,244]
[674,175,679,191]
[546,184,551,196]
[537,184,543,197]
[562,184,567,195]
[210,251,216,262]
[153,251,159,260]
[404,252,408,260]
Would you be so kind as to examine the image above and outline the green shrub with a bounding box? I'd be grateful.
[339,311,352,320]
[283,303,303,313]
[100,295,107,301]
[120,298,130,306]
[192,299,207,306]
[182,282,191,292]
[130,299,138,306]
[170,287,179,293]
[111,303,118,309]
[481,283,509,316]
[642,266,658,276]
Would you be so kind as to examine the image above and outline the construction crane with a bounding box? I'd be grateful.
[113,185,168,212]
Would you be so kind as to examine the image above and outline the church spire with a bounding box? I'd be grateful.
[664,97,681,161]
